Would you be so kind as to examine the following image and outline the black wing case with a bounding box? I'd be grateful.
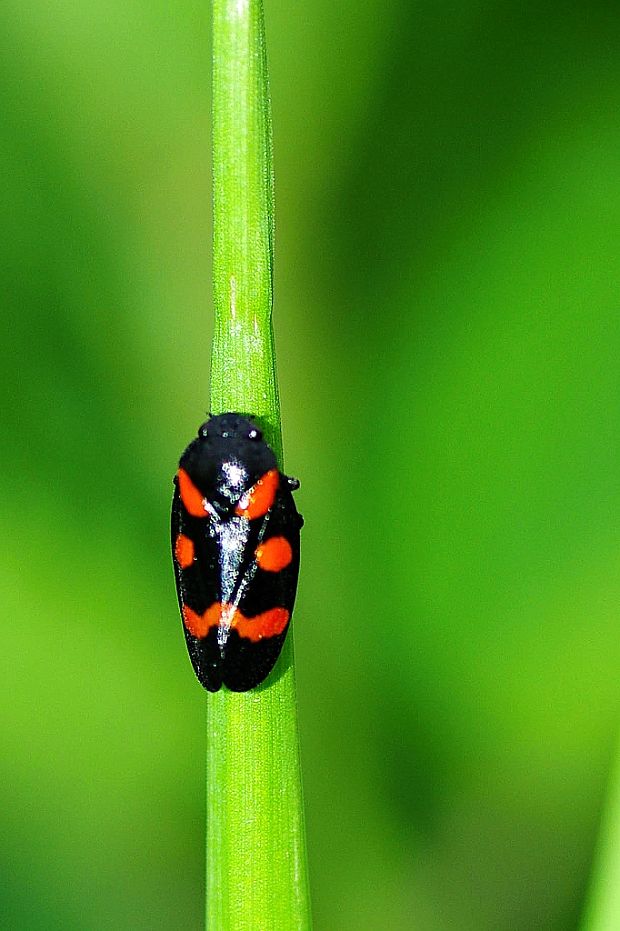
[172,474,301,692]
[220,480,301,691]
[171,478,225,691]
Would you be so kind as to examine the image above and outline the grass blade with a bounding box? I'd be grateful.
[207,1,311,928]
[581,739,620,931]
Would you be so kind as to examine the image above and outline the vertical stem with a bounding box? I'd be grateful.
[581,738,620,931]
[207,1,311,929]
[211,0,278,452]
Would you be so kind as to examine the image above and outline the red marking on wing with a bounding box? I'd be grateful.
[178,468,209,518]
[174,533,195,568]
[232,607,290,641]
[182,603,222,638]
[255,536,293,572]
[235,469,279,520]
[182,602,290,642]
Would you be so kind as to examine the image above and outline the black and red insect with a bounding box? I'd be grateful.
[171,413,302,692]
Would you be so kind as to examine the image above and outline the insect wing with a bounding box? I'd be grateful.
[219,481,301,691]
[171,480,224,691]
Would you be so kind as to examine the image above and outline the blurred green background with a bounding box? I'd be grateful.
[2,1,620,928]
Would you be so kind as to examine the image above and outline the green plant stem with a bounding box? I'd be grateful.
[581,737,620,931]
[207,1,311,929]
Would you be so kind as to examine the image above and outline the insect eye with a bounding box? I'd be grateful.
[248,428,262,441]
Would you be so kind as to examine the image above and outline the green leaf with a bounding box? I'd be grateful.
[581,739,620,931]
[207,1,311,928]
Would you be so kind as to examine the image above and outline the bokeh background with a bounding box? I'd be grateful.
[3,1,620,928]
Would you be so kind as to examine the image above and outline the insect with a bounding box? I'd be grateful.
[171,413,302,692]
